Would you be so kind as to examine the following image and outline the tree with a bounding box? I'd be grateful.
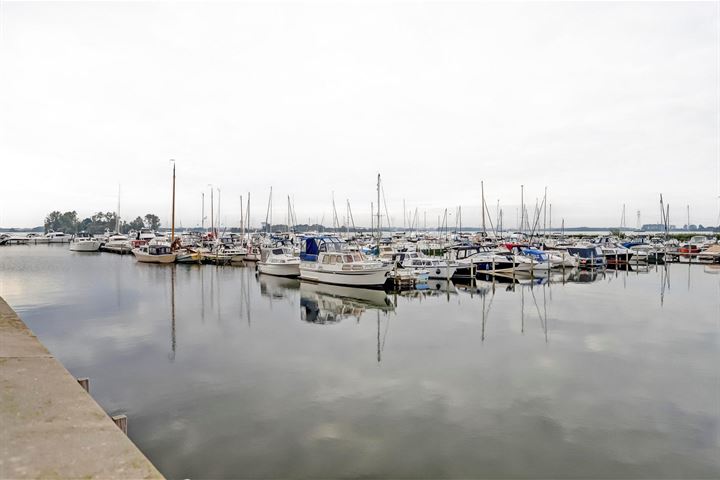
[144,214,161,230]
[126,217,145,232]
[79,218,92,232]
[59,211,79,233]
[45,211,78,233]
[44,211,62,232]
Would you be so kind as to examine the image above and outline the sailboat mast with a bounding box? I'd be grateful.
[481,180,486,235]
[171,161,176,242]
[520,185,524,234]
[116,184,121,234]
[376,174,381,243]
[201,193,205,231]
[210,187,214,238]
[246,192,250,234]
[240,195,244,235]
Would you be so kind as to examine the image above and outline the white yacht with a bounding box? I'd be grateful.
[44,231,70,243]
[103,234,132,254]
[69,232,102,252]
[300,251,391,287]
[395,251,458,279]
[258,247,301,277]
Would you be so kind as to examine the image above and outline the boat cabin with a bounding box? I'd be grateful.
[300,236,346,262]
[447,245,492,261]
[147,245,172,255]
[320,252,365,265]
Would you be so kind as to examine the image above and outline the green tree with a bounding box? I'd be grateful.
[79,218,93,232]
[44,211,62,232]
[59,211,79,233]
[44,211,78,233]
[144,214,161,230]
[127,217,145,232]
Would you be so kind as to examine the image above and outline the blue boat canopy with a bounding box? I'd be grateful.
[300,236,346,262]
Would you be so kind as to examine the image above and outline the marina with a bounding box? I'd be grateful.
[2,1,719,478]
[0,243,718,478]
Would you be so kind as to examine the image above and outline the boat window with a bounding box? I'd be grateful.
[322,254,331,264]
[352,253,362,262]
[344,254,354,263]
[273,248,284,255]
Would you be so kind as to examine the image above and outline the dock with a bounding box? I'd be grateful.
[0,296,164,479]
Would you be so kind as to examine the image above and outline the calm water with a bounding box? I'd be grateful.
[1,245,718,479]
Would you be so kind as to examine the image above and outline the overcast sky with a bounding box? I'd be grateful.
[1,1,718,229]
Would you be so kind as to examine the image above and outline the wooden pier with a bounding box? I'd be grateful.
[0,296,164,479]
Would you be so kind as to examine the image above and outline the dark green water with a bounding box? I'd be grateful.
[1,245,718,479]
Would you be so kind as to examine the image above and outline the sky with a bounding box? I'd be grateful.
[1,1,718,229]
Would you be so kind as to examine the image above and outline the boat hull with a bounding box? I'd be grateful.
[132,249,176,264]
[176,252,202,263]
[299,264,390,287]
[69,241,102,252]
[258,262,301,277]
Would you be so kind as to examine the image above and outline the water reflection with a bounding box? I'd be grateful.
[170,265,176,361]
[1,246,718,479]
[299,282,394,325]
[259,275,300,299]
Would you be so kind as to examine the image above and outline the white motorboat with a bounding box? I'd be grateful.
[45,231,70,243]
[395,251,458,279]
[300,251,391,287]
[132,244,176,264]
[69,232,102,252]
[258,247,300,277]
[103,234,132,254]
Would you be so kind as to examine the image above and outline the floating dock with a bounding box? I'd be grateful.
[0,296,164,479]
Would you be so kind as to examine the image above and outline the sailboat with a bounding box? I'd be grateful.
[132,161,177,264]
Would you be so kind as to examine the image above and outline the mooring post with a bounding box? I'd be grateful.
[76,377,89,393]
[112,414,128,435]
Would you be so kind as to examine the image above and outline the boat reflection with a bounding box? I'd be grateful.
[398,280,457,300]
[300,282,395,325]
[566,269,607,283]
[259,274,300,299]
[704,264,720,275]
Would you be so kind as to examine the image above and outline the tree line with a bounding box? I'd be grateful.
[44,211,161,235]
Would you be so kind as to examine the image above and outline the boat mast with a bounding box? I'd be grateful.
[240,195,244,236]
[520,184,524,235]
[265,187,273,234]
[287,195,292,233]
[210,186,214,238]
[246,192,251,235]
[170,160,176,242]
[116,184,121,234]
[376,174,381,244]
[201,193,205,232]
[481,180,486,236]
[543,186,547,239]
